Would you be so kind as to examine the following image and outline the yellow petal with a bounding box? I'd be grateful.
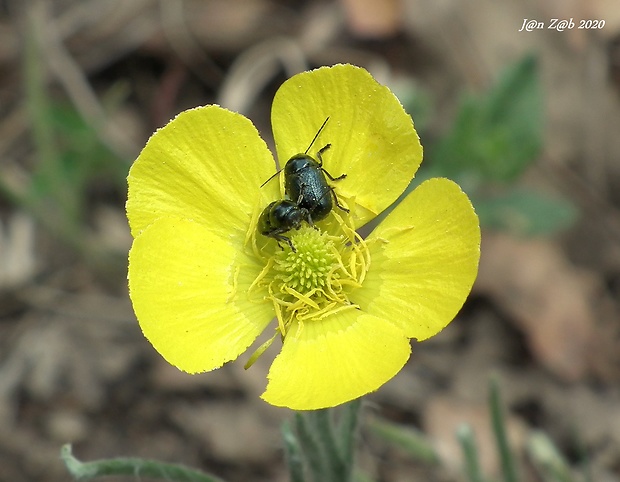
[127,105,279,239]
[271,64,422,228]
[262,310,411,410]
[128,217,273,373]
[355,178,480,340]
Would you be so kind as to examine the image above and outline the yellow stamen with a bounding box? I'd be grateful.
[226,264,240,303]
[244,332,278,369]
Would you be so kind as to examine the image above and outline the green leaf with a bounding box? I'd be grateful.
[431,54,543,182]
[61,444,225,482]
[473,187,578,235]
[489,377,520,482]
[527,431,576,482]
[457,424,486,482]
[367,418,439,464]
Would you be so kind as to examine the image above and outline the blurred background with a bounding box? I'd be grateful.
[1,0,620,481]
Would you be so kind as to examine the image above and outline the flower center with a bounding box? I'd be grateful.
[247,211,370,339]
[272,227,336,293]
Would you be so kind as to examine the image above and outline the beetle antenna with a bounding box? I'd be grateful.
[261,117,330,188]
[304,117,329,154]
[260,167,283,188]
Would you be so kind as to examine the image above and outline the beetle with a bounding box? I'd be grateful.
[284,141,349,224]
[258,118,349,251]
[262,117,349,225]
[257,199,308,252]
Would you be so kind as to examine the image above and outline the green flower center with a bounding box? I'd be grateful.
[272,227,337,293]
[247,211,369,340]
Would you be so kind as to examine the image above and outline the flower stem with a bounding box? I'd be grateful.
[293,412,330,482]
[308,409,347,479]
[337,398,362,469]
[291,399,362,482]
[60,444,224,482]
[282,421,306,482]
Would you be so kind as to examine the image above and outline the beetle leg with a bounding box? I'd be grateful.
[316,143,346,181]
[302,208,318,230]
[324,170,346,181]
[273,233,296,252]
[308,219,319,231]
[316,144,332,167]
[331,187,350,213]
[295,185,320,230]
[295,188,314,228]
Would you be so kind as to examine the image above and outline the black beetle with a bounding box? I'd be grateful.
[258,118,349,251]
[284,140,349,224]
[262,117,349,225]
[258,199,308,252]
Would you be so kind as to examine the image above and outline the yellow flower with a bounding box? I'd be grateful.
[127,64,480,410]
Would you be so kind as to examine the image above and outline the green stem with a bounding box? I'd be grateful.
[292,401,363,482]
[489,376,519,482]
[15,4,88,250]
[338,398,362,470]
[527,431,575,482]
[282,421,306,482]
[294,412,330,482]
[457,424,485,482]
[24,5,57,181]
[60,445,224,482]
[308,409,347,480]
